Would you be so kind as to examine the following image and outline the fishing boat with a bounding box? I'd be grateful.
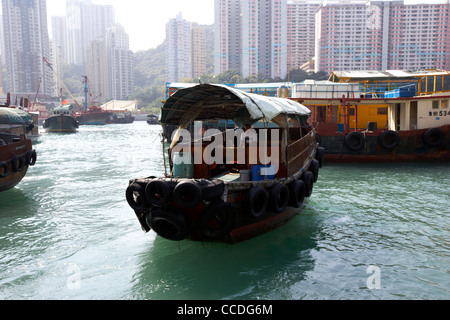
[291,69,450,162]
[147,114,159,125]
[126,84,322,244]
[76,105,109,125]
[106,110,135,124]
[0,106,37,192]
[43,104,79,133]
[76,76,109,125]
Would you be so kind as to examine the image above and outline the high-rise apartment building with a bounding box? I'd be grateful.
[166,13,193,82]
[315,0,450,73]
[86,23,134,102]
[66,0,115,67]
[388,1,450,71]
[2,0,53,97]
[191,23,207,80]
[51,16,69,64]
[106,24,134,101]
[215,0,288,79]
[214,0,242,75]
[287,0,321,72]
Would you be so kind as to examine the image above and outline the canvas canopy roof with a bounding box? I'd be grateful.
[0,107,33,126]
[331,69,450,82]
[160,84,311,128]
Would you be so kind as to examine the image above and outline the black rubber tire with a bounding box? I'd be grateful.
[11,156,25,173]
[268,183,290,214]
[149,209,190,241]
[145,179,172,207]
[378,130,400,150]
[316,147,325,168]
[423,128,444,147]
[197,179,225,201]
[309,159,320,183]
[198,201,237,240]
[345,132,365,151]
[244,186,268,219]
[26,150,37,166]
[125,183,148,211]
[302,171,314,198]
[289,180,306,208]
[173,180,202,208]
[0,162,9,178]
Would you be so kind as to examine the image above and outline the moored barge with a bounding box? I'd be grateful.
[291,69,450,162]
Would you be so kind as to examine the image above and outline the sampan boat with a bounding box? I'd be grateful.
[126,84,324,244]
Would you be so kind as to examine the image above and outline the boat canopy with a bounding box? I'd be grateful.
[160,84,311,129]
[0,107,33,127]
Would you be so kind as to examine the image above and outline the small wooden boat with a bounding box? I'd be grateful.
[126,84,323,244]
[43,105,79,133]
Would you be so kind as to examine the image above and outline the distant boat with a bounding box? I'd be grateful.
[43,105,79,133]
[147,114,159,125]
[106,111,135,124]
[76,106,109,125]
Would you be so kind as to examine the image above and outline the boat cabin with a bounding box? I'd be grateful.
[160,84,317,187]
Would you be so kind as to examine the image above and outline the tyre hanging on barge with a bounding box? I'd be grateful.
[125,84,322,244]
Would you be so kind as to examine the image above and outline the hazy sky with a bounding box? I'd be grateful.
[46,0,214,52]
[43,0,450,52]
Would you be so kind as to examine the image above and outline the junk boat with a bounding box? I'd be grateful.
[126,84,323,244]
[43,104,79,133]
[0,106,37,192]
[291,69,450,162]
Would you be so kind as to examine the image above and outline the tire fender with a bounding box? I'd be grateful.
[268,183,290,214]
[244,186,268,219]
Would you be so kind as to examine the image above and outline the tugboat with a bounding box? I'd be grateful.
[126,84,323,244]
[43,104,79,133]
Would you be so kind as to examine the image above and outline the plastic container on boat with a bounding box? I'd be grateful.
[173,152,193,178]
[240,170,252,181]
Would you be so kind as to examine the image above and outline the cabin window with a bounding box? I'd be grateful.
[377,108,388,115]
[442,100,448,109]
[432,101,439,109]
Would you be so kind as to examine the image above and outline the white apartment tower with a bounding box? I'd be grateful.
[214,0,242,75]
[287,0,321,72]
[85,24,134,102]
[66,0,115,66]
[315,0,450,73]
[2,0,53,97]
[191,23,207,80]
[166,13,192,82]
[215,0,288,80]
[51,16,69,64]
[106,24,134,101]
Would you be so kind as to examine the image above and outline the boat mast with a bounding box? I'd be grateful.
[83,76,88,112]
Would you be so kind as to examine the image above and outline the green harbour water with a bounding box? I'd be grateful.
[0,122,449,300]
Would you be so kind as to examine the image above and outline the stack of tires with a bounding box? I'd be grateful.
[126,177,236,242]
[243,147,324,221]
